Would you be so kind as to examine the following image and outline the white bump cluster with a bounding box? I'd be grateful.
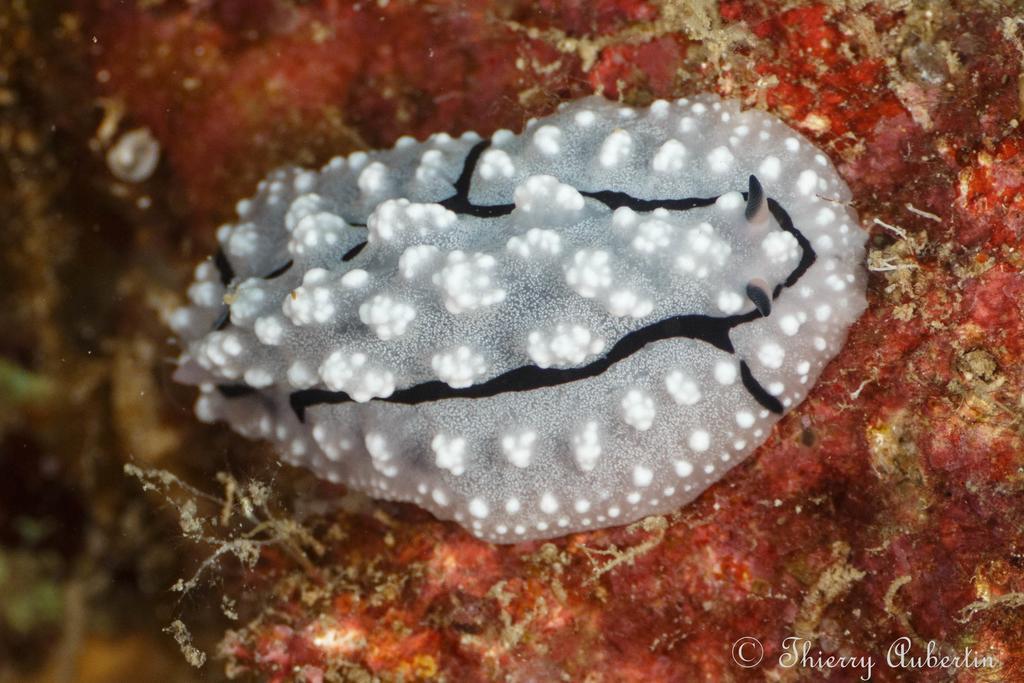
[761,230,801,265]
[652,139,687,173]
[226,222,261,259]
[514,175,585,215]
[432,251,506,314]
[187,262,224,308]
[368,199,456,244]
[229,279,267,325]
[289,213,347,256]
[676,223,731,277]
[365,432,397,477]
[195,331,246,379]
[527,324,605,368]
[479,149,515,179]
[600,129,633,167]
[285,194,336,232]
[606,289,653,318]
[621,389,656,430]
[358,294,416,340]
[632,218,675,253]
[572,421,602,472]
[666,371,701,405]
[432,433,468,476]
[431,346,487,388]
[532,125,562,155]
[415,149,446,183]
[254,316,285,345]
[707,146,735,173]
[507,228,562,258]
[501,430,537,468]
[565,249,612,298]
[398,245,442,279]
[318,351,395,402]
[283,269,335,325]
[357,161,390,195]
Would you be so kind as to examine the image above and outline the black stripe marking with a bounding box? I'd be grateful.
[214,248,234,286]
[213,307,230,331]
[745,174,765,222]
[342,241,367,262]
[746,281,772,318]
[287,311,761,422]
[581,190,718,213]
[438,141,516,218]
[740,360,784,414]
[264,260,293,279]
[217,384,258,399]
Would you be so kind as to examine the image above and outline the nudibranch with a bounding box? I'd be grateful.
[170,95,867,543]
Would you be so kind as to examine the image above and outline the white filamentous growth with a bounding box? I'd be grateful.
[171,95,867,543]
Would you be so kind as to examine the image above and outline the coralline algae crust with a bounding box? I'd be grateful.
[171,95,867,543]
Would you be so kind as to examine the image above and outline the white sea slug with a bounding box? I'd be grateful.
[170,95,867,543]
